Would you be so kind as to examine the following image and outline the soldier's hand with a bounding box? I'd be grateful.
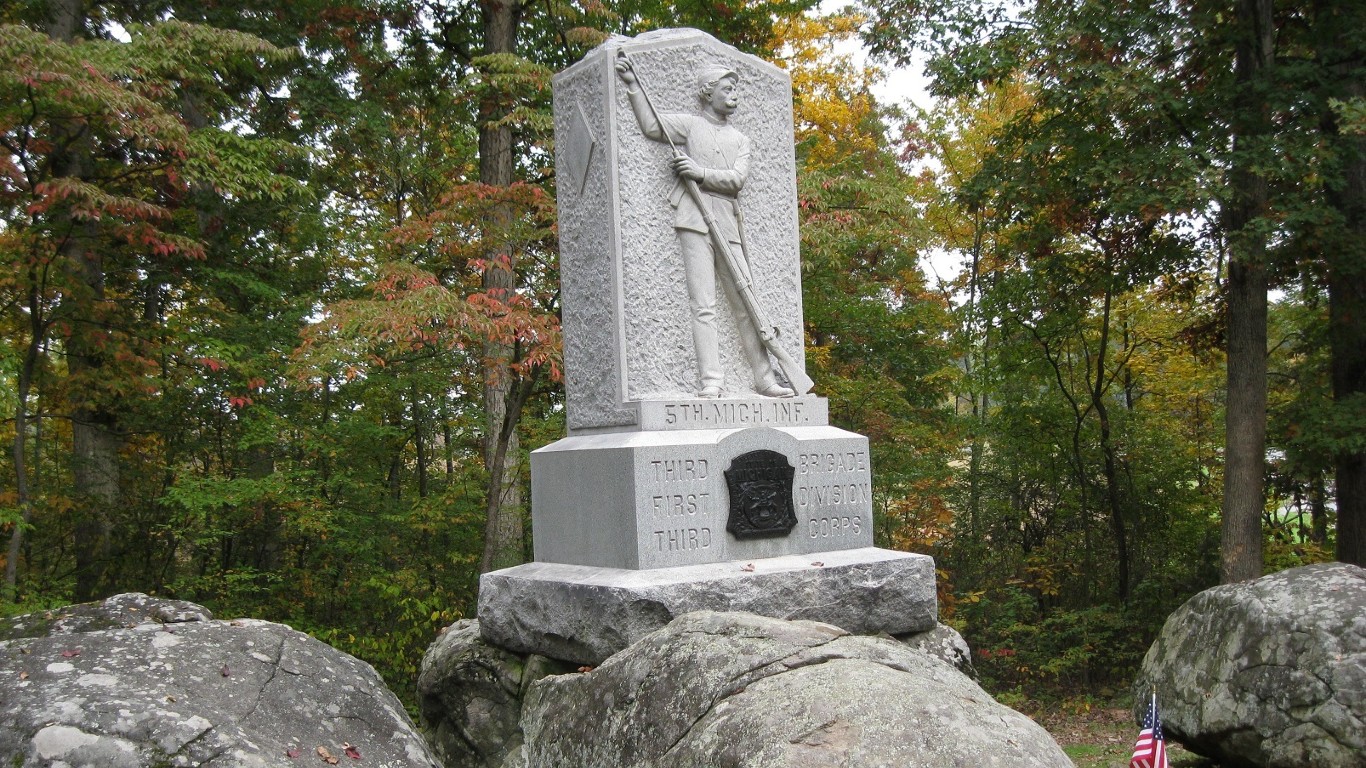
[671,154,704,181]
[615,55,637,85]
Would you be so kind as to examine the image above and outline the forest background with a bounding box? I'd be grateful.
[2,0,1362,712]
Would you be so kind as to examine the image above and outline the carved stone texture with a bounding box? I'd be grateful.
[519,611,1073,767]
[1133,563,1365,768]
[478,547,936,666]
[553,43,636,431]
[724,449,797,539]
[554,28,806,430]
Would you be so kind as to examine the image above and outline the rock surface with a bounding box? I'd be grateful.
[1134,562,1365,767]
[0,593,440,767]
[520,611,1072,767]
[897,621,977,679]
[417,619,574,768]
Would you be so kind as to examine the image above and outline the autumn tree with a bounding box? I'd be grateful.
[770,8,959,556]
[0,2,298,599]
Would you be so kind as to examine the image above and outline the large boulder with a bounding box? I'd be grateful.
[416,619,575,768]
[417,617,975,768]
[520,611,1072,767]
[1134,562,1365,767]
[0,593,441,768]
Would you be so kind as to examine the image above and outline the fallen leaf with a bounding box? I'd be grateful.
[316,746,339,765]
[230,620,244,627]
[285,747,301,758]
[343,743,361,759]
[61,648,80,658]
[577,665,594,673]
[220,665,231,677]
[810,561,824,567]
[165,695,176,703]
[18,671,28,680]
[740,563,755,572]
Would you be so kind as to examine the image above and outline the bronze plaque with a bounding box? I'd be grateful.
[724,450,797,539]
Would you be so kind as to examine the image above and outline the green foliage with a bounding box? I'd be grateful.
[306,577,465,713]
[961,585,1171,695]
[1328,97,1366,135]
[856,0,1357,700]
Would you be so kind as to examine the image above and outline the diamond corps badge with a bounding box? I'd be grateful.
[724,450,798,538]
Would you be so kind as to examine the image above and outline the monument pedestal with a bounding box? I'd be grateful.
[478,547,937,666]
[532,403,874,570]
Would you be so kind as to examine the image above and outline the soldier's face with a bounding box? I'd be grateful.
[709,78,739,116]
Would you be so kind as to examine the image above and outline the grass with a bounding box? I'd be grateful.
[1028,700,1217,768]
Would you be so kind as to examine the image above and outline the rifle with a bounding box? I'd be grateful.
[617,51,814,396]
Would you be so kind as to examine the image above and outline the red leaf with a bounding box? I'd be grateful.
[740,563,755,572]
[342,743,361,759]
[285,748,301,758]
[220,664,231,677]
[61,648,81,658]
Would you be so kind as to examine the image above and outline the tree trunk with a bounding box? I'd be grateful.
[45,0,123,601]
[477,0,527,573]
[1318,0,1366,566]
[1220,0,1273,584]
[1310,472,1329,546]
[1092,279,1130,602]
[4,290,43,599]
[414,390,430,499]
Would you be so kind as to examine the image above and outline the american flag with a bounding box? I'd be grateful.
[1131,692,1168,768]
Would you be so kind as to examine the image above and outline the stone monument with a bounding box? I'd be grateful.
[477,28,937,665]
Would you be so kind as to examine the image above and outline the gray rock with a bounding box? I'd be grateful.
[479,547,937,665]
[1,591,211,640]
[1134,562,1366,767]
[521,611,1073,767]
[897,622,977,679]
[0,593,440,767]
[416,619,575,768]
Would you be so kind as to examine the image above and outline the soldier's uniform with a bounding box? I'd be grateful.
[624,69,786,397]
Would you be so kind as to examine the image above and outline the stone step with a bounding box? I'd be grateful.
[477,547,937,665]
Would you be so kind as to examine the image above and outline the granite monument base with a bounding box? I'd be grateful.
[531,420,875,570]
[477,547,936,665]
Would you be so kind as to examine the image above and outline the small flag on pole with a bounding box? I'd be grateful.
[1131,690,1168,768]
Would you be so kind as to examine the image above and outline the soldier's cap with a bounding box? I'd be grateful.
[697,66,739,90]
